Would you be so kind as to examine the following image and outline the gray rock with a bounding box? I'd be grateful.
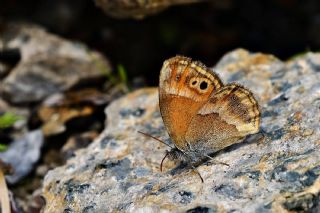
[0,23,111,104]
[0,130,44,184]
[42,49,320,212]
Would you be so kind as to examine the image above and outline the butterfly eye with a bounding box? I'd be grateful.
[199,81,208,90]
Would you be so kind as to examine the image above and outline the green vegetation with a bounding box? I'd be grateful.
[0,112,21,151]
[93,53,130,92]
[0,144,7,152]
[117,64,129,91]
[105,64,130,92]
[0,112,20,129]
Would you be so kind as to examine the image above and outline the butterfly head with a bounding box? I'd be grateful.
[166,146,207,165]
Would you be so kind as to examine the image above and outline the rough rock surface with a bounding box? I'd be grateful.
[0,23,111,104]
[42,49,320,212]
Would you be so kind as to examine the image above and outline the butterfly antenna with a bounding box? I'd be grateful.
[137,131,174,149]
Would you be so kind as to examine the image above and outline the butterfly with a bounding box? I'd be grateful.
[140,56,261,182]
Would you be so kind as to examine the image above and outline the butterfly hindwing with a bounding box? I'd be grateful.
[197,83,260,136]
[184,84,260,155]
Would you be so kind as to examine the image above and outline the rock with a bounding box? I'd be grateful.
[0,130,44,184]
[39,88,110,136]
[42,49,320,212]
[61,131,98,160]
[94,0,203,19]
[0,23,111,104]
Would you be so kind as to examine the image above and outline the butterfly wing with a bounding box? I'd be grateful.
[185,83,261,154]
[159,56,223,151]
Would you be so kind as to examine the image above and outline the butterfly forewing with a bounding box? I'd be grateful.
[159,56,223,151]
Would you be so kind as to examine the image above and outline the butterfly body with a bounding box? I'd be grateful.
[159,56,261,165]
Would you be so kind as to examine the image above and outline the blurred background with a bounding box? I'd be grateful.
[2,0,320,85]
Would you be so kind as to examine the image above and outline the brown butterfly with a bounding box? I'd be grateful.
[141,56,260,181]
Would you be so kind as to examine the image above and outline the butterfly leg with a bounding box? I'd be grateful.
[190,165,204,183]
[160,151,169,172]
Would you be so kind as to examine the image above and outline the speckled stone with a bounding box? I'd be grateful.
[42,49,320,212]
